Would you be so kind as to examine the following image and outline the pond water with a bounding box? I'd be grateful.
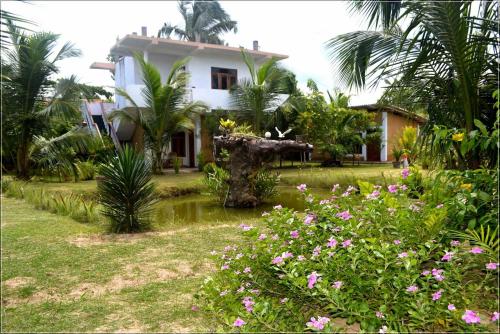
[154,186,331,225]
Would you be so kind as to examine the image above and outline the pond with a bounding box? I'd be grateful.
[154,186,331,226]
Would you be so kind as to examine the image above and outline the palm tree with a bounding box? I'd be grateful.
[158,0,237,45]
[326,1,498,148]
[1,21,84,179]
[230,50,287,134]
[109,54,207,174]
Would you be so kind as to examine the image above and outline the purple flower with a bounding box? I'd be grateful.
[307,272,319,289]
[240,224,253,231]
[327,237,338,248]
[432,289,443,301]
[297,255,306,261]
[432,268,445,281]
[290,230,299,239]
[282,251,293,259]
[271,234,279,240]
[406,285,418,293]
[297,184,307,192]
[271,256,283,265]
[342,239,352,248]
[191,305,199,311]
[421,270,431,276]
[398,252,408,258]
[304,214,316,225]
[388,184,398,193]
[312,246,322,257]
[233,317,246,327]
[366,190,381,199]
[486,262,499,270]
[491,312,499,322]
[448,304,456,311]
[331,184,340,192]
[336,210,353,220]
[243,267,251,274]
[332,281,343,289]
[470,247,483,254]
[376,311,385,319]
[273,204,283,210]
[441,251,454,262]
[401,168,410,179]
[258,233,267,240]
[393,239,401,245]
[242,296,255,312]
[462,310,481,324]
[400,184,408,191]
[221,264,229,270]
[450,240,461,246]
[306,316,330,330]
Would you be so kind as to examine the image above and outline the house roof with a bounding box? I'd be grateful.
[350,104,427,124]
[110,34,288,62]
[90,62,115,72]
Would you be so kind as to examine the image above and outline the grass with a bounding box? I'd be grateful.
[1,164,410,331]
[1,197,257,332]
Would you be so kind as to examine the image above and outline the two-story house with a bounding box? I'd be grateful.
[88,26,288,167]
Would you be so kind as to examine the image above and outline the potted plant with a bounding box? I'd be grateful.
[392,147,403,168]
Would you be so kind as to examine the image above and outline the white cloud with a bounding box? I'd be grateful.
[3,0,383,104]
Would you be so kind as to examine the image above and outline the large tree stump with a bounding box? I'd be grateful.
[214,135,313,208]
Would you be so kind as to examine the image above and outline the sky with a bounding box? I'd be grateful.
[3,0,384,105]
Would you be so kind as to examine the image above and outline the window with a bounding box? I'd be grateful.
[211,67,237,90]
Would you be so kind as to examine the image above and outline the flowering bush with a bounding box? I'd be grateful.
[198,179,499,332]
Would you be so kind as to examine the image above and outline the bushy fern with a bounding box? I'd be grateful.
[98,146,157,233]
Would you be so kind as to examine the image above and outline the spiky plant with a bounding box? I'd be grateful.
[98,146,157,233]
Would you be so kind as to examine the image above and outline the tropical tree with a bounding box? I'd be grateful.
[326,1,498,167]
[158,0,237,45]
[230,50,287,134]
[1,20,85,179]
[109,54,207,174]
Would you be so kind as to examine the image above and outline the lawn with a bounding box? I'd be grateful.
[1,197,258,332]
[1,164,408,331]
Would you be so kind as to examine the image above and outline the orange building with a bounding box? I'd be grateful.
[351,105,427,162]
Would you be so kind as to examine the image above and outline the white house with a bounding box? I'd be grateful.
[89,26,288,167]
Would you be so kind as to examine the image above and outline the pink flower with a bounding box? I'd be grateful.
[436,203,444,209]
[297,184,307,192]
[273,204,283,210]
[319,199,330,205]
[376,311,385,319]
[280,297,288,304]
[432,268,445,281]
[462,310,481,324]
[304,214,316,225]
[342,239,352,248]
[393,239,401,245]
[401,168,410,179]
[243,267,251,273]
[271,234,279,240]
[261,211,270,216]
[491,311,499,322]
[450,240,461,246]
[388,184,398,193]
[398,252,408,258]
[271,256,283,265]
[336,210,352,220]
[470,247,483,254]
[312,246,322,257]
[233,317,246,327]
[290,230,299,239]
[366,190,381,199]
[332,281,343,289]
[307,272,319,289]
[441,251,454,262]
[282,251,293,259]
[306,316,330,330]
[406,285,418,293]
[191,305,199,311]
[421,270,431,276]
[240,224,252,231]
[242,296,255,312]
[400,184,408,191]
[221,264,229,270]
[258,233,267,240]
[327,237,338,248]
[432,289,443,301]
[486,262,499,270]
[448,304,456,311]
[297,255,306,261]
[332,184,340,192]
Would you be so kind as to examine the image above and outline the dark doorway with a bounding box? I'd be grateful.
[171,132,186,158]
[188,131,195,167]
[366,142,380,161]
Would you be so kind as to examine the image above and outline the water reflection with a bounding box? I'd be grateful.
[154,187,330,225]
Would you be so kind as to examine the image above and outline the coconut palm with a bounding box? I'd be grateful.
[158,0,237,45]
[1,21,83,179]
[326,1,498,140]
[109,54,207,174]
[230,50,287,134]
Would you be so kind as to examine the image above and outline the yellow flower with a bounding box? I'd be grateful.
[452,133,464,142]
[460,183,472,191]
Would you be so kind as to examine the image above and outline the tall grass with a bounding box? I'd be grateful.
[279,169,399,188]
[1,179,99,223]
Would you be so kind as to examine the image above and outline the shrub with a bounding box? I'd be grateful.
[203,163,230,203]
[76,160,97,180]
[98,146,157,233]
[173,157,182,174]
[254,169,280,200]
[198,181,498,332]
[196,152,206,172]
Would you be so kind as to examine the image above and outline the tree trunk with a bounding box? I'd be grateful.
[214,135,313,208]
[16,141,30,180]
